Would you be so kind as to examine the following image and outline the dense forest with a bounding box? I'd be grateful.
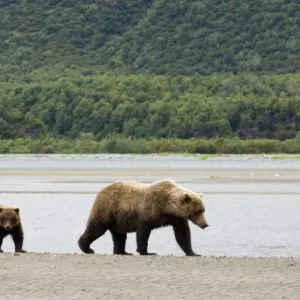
[2,0,300,153]
[2,68,300,141]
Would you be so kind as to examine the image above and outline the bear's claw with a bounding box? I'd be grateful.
[139,252,157,256]
[15,249,27,253]
[115,252,133,255]
[85,248,95,254]
[186,252,202,257]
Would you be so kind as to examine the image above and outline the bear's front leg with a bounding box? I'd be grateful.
[11,225,26,253]
[172,219,201,256]
[136,224,157,256]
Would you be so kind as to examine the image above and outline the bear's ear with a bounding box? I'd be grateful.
[14,208,20,214]
[0,208,3,213]
[182,193,192,204]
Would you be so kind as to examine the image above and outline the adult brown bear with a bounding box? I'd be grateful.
[78,179,208,256]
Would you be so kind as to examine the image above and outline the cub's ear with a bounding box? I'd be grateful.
[14,208,20,214]
[0,208,3,213]
[182,193,192,204]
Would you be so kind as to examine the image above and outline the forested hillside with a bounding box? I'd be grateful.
[2,0,300,75]
[2,0,300,147]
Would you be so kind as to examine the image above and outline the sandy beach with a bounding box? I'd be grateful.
[1,253,299,300]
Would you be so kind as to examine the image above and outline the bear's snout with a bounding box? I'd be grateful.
[200,223,209,229]
[5,225,11,231]
[190,213,209,229]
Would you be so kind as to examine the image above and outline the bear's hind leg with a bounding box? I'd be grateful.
[78,221,107,254]
[136,224,157,255]
[172,219,200,256]
[110,231,132,255]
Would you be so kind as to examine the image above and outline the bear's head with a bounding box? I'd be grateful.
[0,206,21,232]
[175,191,208,229]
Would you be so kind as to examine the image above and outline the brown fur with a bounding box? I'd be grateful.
[78,179,208,256]
[0,205,26,253]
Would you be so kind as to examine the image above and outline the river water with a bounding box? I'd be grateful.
[0,154,300,257]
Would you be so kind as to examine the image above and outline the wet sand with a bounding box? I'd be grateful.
[2,167,300,182]
[1,253,300,300]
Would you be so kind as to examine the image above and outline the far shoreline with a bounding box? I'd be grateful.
[1,136,300,155]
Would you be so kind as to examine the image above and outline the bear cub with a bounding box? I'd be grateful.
[78,179,208,256]
[0,205,26,253]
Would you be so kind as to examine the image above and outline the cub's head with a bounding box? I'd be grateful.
[172,191,208,229]
[0,206,21,232]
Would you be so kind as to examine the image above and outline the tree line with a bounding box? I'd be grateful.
[1,67,300,141]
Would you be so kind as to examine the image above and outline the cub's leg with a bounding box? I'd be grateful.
[0,235,4,252]
[11,225,26,253]
[0,228,9,253]
[136,224,157,255]
[172,218,200,256]
[110,231,132,255]
[78,221,107,254]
